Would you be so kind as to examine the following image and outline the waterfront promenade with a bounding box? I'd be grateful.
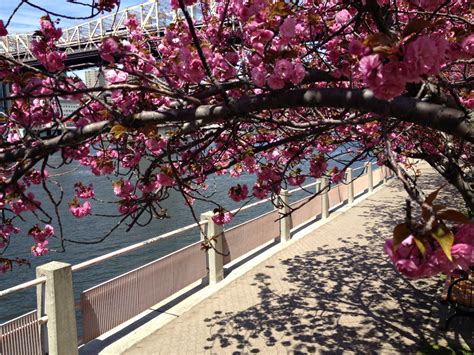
[94,167,472,354]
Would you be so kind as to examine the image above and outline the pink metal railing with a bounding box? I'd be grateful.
[290,195,322,228]
[353,173,369,195]
[328,184,348,208]
[222,210,280,264]
[80,241,206,343]
[373,166,383,185]
[0,162,389,350]
[0,310,42,355]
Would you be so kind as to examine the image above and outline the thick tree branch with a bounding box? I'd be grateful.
[1,88,472,166]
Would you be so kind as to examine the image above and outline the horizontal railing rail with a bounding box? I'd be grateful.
[0,162,383,299]
[0,162,392,355]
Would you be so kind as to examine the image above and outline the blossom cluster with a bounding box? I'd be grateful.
[0,0,472,271]
[384,225,474,279]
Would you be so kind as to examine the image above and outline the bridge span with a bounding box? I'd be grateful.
[0,0,202,70]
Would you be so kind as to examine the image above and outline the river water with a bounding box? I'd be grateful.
[1,153,327,323]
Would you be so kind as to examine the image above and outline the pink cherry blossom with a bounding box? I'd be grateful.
[25,169,48,185]
[280,17,296,43]
[0,262,11,273]
[155,173,174,190]
[99,37,121,63]
[329,167,345,183]
[348,39,369,57]
[32,240,49,256]
[335,10,351,25]
[359,54,383,88]
[384,236,433,279]
[310,158,328,178]
[454,224,474,244]
[290,61,306,85]
[28,224,54,243]
[288,175,305,186]
[373,61,409,99]
[0,20,8,36]
[274,59,293,80]
[385,224,474,279]
[251,66,266,87]
[228,184,249,202]
[95,0,120,12]
[113,179,134,198]
[212,211,234,225]
[10,193,41,215]
[461,34,474,56]
[75,182,95,199]
[403,35,447,81]
[105,69,128,84]
[411,0,445,11]
[0,222,20,248]
[69,199,92,218]
[145,137,167,155]
[267,74,285,90]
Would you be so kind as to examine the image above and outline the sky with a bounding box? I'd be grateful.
[1,0,149,33]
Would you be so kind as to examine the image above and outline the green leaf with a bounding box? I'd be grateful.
[413,237,426,256]
[270,1,291,17]
[431,226,454,262]
[425,185,445,205]
[402,18,430,38]
[110,124,128,139]
[393,223,410,250]
[437,209,474,224]
[363,33,395,48]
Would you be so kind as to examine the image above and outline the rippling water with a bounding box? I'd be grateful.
[0,155,314,323]
[0,150,366,324]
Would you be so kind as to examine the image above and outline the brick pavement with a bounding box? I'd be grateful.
[122,169,472,354]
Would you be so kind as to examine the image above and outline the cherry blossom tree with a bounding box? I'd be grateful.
[0,0,472,277]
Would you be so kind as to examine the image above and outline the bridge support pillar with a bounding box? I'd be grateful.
[36,262,78,355]
[201,211,225,285]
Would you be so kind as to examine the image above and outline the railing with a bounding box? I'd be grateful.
[0,163,392,354]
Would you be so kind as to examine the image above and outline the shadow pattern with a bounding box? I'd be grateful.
[203,178,472,354]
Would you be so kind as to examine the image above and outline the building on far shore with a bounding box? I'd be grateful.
[58,98,80,118]
[84,69,106,89]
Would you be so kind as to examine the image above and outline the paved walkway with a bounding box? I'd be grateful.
[123,168,472,354]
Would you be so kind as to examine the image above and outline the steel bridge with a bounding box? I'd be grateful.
[0,0,202,70]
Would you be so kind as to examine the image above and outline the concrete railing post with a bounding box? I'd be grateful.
[36,262,78,355]
[321,177,329,219]
[346,168,354,204]
[278,189,291,242]
[315,180,321,193]
[366,162,374,192]
[201,211,224,285]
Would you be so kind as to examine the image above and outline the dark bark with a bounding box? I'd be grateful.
[1,88,472,166]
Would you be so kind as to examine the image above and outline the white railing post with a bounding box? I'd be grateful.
[366,162,374,192]
[278,189,291,242]
[201,211,224,285]
[346,168,354,204]
[36,262,78,355]
[321,177,329,219]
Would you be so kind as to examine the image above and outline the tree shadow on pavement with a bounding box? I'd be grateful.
[202,172,472,354]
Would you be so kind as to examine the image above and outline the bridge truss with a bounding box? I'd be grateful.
[0,0,202,66]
